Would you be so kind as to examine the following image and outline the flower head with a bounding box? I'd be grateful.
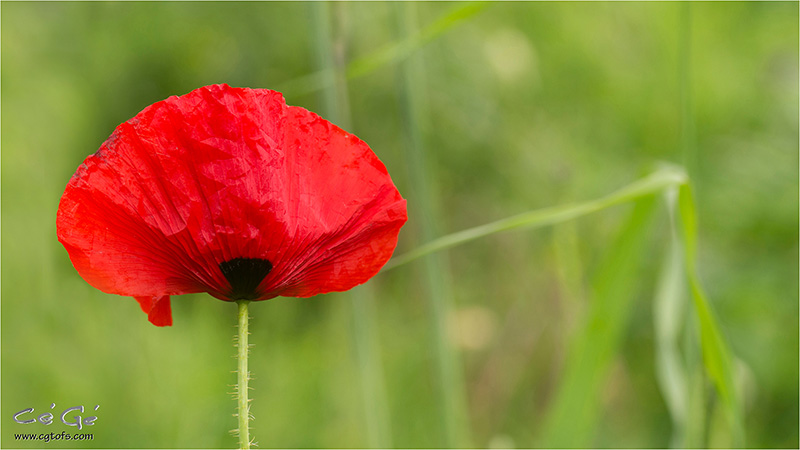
[57,84,407,326]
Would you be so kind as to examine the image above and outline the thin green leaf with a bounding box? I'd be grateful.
[348,1,489,79]
[383,165,687,272]
[678,183,744,447]
[380,164,743,447]
[279,2,490,96]
[539,196,659,447]
[653,187,689,448]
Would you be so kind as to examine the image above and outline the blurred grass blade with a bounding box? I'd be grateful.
[539,196,659,447]
[384,165,687,272]
[653,187,689,448]
[679,1,697,178]
[350,284,393,448]
[678,183,745,447]
[280,2,490,96]
[674,6,709,445]
[395,2,471,446]
[552,219,586,332]
[311,3,393,447]
[383,169,745,447]
[347,1,489,79]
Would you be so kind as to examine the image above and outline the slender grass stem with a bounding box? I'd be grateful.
[310,3,393,446]
[236,300,251,450]
[279,2,490,97]
[540,196,659,447]
[678,185,744,447]
[654,187,689,448]
[383,165,688,272]
[395,3,470,446]
[679,2,696,178]
[379,162,742,447]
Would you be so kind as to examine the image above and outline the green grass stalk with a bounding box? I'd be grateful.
[679,2,696,177]
[677,6,744,446]
[395,3,471,447]
[678,185,745,447]
[350,285,393,447]
[383,165,688,272]
[539,196,659,447]
[310,3,392,447]
[280,2,489,97]
[653,187,689,448]
[380,164,743,447]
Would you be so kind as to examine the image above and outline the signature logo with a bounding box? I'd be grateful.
[13,404,99,431]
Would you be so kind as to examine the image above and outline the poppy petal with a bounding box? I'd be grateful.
[57,84,407,325]
[135,295,173,327]
[255,106,407,298]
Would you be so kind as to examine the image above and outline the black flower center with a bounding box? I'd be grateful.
[219,258,273,300]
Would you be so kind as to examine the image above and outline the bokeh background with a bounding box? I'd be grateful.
[2,2,797,448]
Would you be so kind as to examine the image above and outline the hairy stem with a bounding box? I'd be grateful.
[237,300,251,449]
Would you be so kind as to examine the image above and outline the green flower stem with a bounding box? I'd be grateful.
[236,300,251,450]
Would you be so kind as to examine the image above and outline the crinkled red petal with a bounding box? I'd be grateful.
[57,84,407,325]
[135,295,173,327]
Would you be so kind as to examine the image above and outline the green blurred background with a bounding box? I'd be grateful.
[2,2,797,448]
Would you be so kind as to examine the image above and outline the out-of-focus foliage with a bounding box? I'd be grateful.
[2,2,796,448]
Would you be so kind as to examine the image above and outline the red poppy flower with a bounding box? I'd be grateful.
[57,84,407,326]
